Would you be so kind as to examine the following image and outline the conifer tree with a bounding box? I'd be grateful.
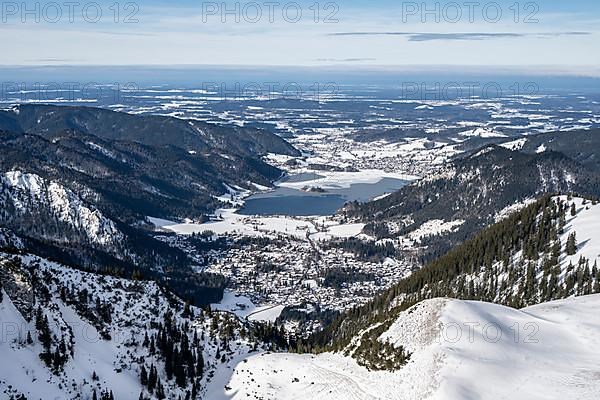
[140,365,148,386]
[566,232,577,255]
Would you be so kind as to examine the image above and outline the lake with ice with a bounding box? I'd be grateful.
[238,173,409,216]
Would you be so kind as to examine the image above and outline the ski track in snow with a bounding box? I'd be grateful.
[216,295,600,400]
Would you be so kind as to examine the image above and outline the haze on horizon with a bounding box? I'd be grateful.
[0,0,598,76]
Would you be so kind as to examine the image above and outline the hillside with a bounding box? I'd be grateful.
[0,251,282,399]
[0,169,230,306]
[347,145,600,260]
[516,128,600,172]
[309,196,600,357]
[0,104,300,158]
[220,294,600,400]
[0,130,280,221]
[0,105,302,305]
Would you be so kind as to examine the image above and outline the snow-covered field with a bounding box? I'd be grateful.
[210,290,285,323]
[153,208,367,242]
[215,295,600,400]
[157,208,316,239]
[405,219,465,244]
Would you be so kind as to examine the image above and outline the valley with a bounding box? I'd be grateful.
[146,123,459,333]
[3,0,600,397]
[2,92,600,399]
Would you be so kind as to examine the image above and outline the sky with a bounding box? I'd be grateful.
[1,0,599,75]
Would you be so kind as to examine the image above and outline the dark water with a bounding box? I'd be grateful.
[239,176,408,216]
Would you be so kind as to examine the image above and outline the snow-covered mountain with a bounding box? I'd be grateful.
[0,104,302,305]
[0,251,270,400]
[213,191,600,396]
[348,145,600,260]
[1,170,123,247]
[220,294,600,400]
[1,103,599,400]
[514,128,600,173]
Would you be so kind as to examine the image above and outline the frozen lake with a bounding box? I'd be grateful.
[238,174,408,216]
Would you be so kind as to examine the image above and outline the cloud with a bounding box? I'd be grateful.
[328,31,591,42]
[26,58,86,63]
[316,58,377,62]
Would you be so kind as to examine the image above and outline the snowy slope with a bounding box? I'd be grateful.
[428,296,600,400]
[459,127,507,138]
[218,295,600,400]
[1,170,123,246]
[559,196,600,269]
[0,292,142,399]
[0,252,261,400]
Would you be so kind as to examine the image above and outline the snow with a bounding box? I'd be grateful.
[494,198,537,222]
[2,171,123,246]
[86,142,118,160]
[429,296,600,400]
[249,181,271,191]
[0,252,259,399]
[211,290,257,318]
[406,219,464,243]
[277,169,417,191]
[310,223,366,242]
[0,228,24,249]
[57,303,143,399]
[500,138,527,151]
[459,127,507,138]
[217,295,600,400]
[0,293,66,399]
[559,197,600,269]
[247,305,286,323]
[147,216,178,227]
[536,143,547,153]
[217,351,439,400]
[471,146,495,158]
[161,209,315,239]
[0,289,141,399]
[159,208,365,242]
[371,192,392,201]
[211,290,285,323]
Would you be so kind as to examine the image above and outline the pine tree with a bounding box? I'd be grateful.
[594,269,600,293]
[182,301,191,318]
[196,350,204,377]
[156,379,165,400]
[140,365,148,386]
[148,364,157,393]
[149,336,156,354]
[566,232,577,255]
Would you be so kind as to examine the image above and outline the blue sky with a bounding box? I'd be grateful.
[1,1,599,75]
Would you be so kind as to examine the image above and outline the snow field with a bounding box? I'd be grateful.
[217,295,600,400]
